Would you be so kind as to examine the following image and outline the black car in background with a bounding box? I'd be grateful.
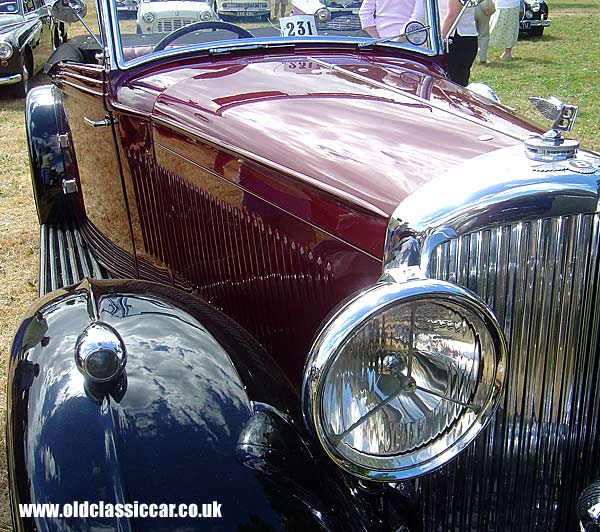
[520,0,550,36]
[0,0,63,96]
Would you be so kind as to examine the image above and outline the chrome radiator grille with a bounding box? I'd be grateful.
[222,2,268,8]
[318,13,361,30]
[423,213,600,531]
[156,19,194,32]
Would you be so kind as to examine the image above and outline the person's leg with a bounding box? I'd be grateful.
[498,7,518,60]
[448,35,478,86]
[475,9,490,62]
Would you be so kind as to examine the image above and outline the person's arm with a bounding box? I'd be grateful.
[408,0,426,24]
[359,0,380,37]
[441,0,462,37]
[363,26,380,37]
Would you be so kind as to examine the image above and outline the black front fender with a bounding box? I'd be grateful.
[25,85,76,224]
[8,280,383,532]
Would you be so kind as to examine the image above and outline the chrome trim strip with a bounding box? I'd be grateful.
[0,74,21,86]
[56,71,104,86]
[55,78,104,97]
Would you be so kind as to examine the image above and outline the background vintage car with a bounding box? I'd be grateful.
[212,0,270,20]
[136,0,216,34]
[116,0,139,15]
[3,1,600,526]
[519,0,550,36]
[290,0,362,31]
[0,0,63,97]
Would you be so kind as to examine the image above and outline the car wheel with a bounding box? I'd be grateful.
[12,59,31,99]
[529,26,544,37]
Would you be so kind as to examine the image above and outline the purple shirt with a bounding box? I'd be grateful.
[359,0,425,38]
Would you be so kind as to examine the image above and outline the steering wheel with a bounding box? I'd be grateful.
[154,21,254,52]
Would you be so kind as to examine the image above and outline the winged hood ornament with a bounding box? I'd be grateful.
[525,96,580,162]
[529,96,579,134]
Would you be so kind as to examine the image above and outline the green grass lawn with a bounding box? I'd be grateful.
[470,0,600,151]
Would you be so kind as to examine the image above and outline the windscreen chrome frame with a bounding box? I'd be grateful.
[96,0,444,71]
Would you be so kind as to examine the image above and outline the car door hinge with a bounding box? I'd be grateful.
[56,133,70,148]
[62,178,78,195]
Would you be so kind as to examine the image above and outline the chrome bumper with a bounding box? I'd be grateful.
[219,9,269,15]
[0,73,22,86]
[522,19,551,27]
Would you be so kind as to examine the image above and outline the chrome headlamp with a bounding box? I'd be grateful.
[142,11,155,22]
[303,279,505,481]
[316,7,331,21]
[0,41,13,60]
[200,9,212,20]
[531,1,541,12]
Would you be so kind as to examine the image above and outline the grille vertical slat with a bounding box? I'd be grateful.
[425,213,600,532]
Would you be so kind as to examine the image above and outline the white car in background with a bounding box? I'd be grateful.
[137,0,216,34]
[116,0,140,15]
[290,0,362,31]
[213,0,270,21]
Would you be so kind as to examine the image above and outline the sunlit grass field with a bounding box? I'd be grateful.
[0,0,598,529]
[470,1,599,150]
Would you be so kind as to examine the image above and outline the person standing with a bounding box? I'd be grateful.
[440,0,478,86]
[359,0,424,39]
[474,0,494,63]
[490,0,520,60]
[272,0,288,20]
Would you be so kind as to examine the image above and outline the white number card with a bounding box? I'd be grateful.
[280,15,318,37]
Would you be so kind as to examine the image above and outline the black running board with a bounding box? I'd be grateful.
[39,223,110,296]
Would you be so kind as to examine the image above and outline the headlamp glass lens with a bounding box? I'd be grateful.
[321,299,495,459]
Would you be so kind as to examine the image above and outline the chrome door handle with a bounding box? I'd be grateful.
[83,116,117,128]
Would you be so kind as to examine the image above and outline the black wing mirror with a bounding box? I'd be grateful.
[51,0,88,23]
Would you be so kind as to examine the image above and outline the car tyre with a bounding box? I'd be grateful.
[12,59,31,99]
[528,26,544,37]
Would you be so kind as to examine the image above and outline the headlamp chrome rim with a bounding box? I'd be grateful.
[302,278,506,481]
[316,7,331,21]
[0,41,13,60]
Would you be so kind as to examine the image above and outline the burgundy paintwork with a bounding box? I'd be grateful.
[58,44,542,384]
